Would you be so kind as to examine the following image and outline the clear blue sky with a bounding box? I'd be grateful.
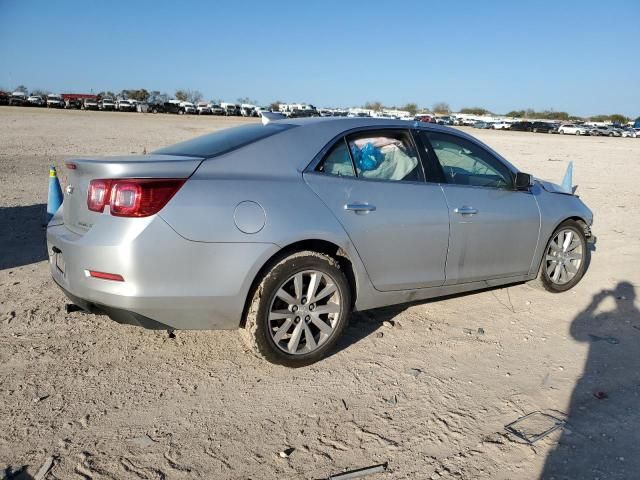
[1,0,638,116]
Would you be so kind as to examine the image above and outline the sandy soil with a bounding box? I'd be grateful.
[1,107,639,480]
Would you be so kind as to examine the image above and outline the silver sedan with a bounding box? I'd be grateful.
[47,117,595,366]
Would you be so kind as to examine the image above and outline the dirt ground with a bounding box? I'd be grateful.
[1,107,639,480]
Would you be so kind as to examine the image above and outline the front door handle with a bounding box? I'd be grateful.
[454,206,478,215]
[345,203,376,214]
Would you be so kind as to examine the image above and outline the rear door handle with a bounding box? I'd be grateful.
[345,203,376,214]
[454,206,478,215]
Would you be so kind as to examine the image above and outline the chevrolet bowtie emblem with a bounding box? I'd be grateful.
[66,185,74,194]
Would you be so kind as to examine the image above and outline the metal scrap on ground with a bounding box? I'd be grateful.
[328,462,388,479]
[504,411,566,444]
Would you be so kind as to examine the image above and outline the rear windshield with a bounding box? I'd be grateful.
[153,123,295,158]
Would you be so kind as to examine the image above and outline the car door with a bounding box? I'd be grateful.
[304,128,450,291]
[419,130,540,284]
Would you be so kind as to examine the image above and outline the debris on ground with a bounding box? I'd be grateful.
[34,456,55,480]
[278,447,295,458]
[328,462,388,479]
[504,411,566,444]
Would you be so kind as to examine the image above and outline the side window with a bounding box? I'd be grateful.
[316,140,356,177]
[423,132,513,189]
[346,130,423,182]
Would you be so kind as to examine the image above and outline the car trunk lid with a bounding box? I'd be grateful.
[62,154,203,235]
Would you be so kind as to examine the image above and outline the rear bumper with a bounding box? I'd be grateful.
[46,216,279,330]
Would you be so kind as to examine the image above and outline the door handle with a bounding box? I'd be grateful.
[454,206,478,215]
[345,203,376,214]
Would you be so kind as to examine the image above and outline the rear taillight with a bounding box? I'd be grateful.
[87,179,185,217]
[87,179,112,212]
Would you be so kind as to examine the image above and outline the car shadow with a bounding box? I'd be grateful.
[540,281,640,479]
[0,204,48,270]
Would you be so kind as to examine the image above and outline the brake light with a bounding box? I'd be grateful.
[87,178,185,217]
[87,179,112,212]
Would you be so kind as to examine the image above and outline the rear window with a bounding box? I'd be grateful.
[153,123,295,158]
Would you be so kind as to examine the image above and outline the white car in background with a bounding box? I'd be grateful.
[196,102,212,115]
[179,101,196,114]
[46,94,65,108]
[492,121,511,130]
[620,128,637,138]
[558,124,589,135]
[208,104,225,115]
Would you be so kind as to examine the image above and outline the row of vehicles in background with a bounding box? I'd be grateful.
[470,119,638,138]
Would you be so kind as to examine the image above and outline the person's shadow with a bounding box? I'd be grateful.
[541,282,640,479]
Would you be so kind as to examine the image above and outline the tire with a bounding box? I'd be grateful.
[534,220,590,293]
[560,130,564,134]
[241,251,352,367]
[575,131,580,135]
[151,108,158,114]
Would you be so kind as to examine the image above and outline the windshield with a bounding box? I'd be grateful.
[154,123,295,158]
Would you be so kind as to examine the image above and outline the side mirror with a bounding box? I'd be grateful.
[515,172,533,191]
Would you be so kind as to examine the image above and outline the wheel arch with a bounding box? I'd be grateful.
[239,238,358,328]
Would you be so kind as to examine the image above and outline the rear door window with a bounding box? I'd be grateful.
[346,130,424,182]
[316,140,356,177]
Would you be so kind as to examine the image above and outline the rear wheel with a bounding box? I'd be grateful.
[241,251,351,367]
[536,220,589,293]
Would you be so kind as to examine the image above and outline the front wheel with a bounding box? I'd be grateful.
[537,220,589,293]
[241,251,351,367]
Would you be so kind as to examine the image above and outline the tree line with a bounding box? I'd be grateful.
[362,100,635,123]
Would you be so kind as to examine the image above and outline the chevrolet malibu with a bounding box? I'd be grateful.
[47,117,595,366]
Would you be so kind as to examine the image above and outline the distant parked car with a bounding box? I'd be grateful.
[27,95,46,107]
[179,101,196,114]
[221,103,238,116]
[473,120,491,129]
[240,104,255,117]
[510,121,534,132]
[66,99,83,109]
[46,94,65,108]
[531,122,555,133]
[99,98,116,111]
[0,91,9,105]
[83,98,100,110]
[197,103,212,115]
[435,116,453,125]
[415,115,436,123]
[620,128,637,138]
[492,121,511,130]
[116,100,135,112]
[558,124,588,135]
[9,91,28,106]
[209,104,225,115]
[588,125,620,137]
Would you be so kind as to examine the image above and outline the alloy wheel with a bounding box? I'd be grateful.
[545,229,584,285]
[268,270,342,355]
